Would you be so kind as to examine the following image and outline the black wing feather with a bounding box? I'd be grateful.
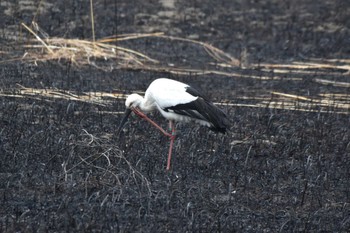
[164,86,230,133]
[185,86,208,99]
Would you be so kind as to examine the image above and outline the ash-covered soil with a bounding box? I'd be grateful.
[1,0,350,232]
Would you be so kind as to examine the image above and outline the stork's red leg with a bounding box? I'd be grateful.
[166,120,176,171]
[132,108,176,170]
[132,107,172,137]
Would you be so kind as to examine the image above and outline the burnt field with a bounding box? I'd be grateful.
[1,0,350,232]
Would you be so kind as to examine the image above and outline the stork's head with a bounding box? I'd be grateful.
[125,93,143,109]
[117,93,144,135]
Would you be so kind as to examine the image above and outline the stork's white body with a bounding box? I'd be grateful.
[119,78,230,170]
[125,78,229,133]
[145,79,210,126]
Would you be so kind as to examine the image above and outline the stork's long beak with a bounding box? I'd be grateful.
[117,108,132,135]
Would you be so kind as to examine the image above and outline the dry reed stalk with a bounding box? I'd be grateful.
[20,23,161,68]
[155,34,240,66]
[4,23,349,115]
[90,0,95,44]
[19,23,241,73]
[1,85,349,115]
[0,85,127,107]
[225,102,349,114]
[271,91,350,111]
[21,23,53,54]
[271,92,313,101]
[253,62,350,74]
[309,58,350,64]
[314,78,350,88]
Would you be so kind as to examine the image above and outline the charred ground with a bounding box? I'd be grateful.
[1,0,350,232]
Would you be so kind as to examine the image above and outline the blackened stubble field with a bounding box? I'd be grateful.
[1,0,350,232]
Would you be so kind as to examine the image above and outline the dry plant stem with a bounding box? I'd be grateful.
[90,0,95,44]
[156,35,240,66]
[98,32,164,42]
[21,23,53,54]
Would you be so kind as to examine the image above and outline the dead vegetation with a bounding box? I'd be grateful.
[0,21,349,116]
[1,0,350,232]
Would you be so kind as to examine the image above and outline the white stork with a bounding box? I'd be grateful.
[117,78,230,170]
